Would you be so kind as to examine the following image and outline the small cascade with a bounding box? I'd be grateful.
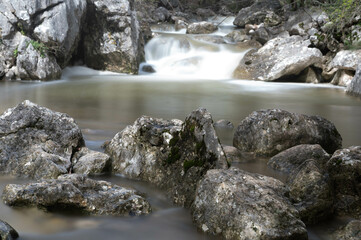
[140,17,250,80]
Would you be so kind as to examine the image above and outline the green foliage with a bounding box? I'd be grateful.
[13,46,19,58]
[17,23,25,35]
[166,147,181,164]
[27,40,48,58]
[183,158,204,172]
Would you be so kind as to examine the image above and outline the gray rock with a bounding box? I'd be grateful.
[327,146,361,217]
[330,50,361,71]
[0,100,85,179]
[196,8,216,20]
[16,36,62,81]
[222,145,244,163]
[72,147,111,175]
[186,22,217,34]
[226,30,251,42]
[287,160,334,225]
[330,70,354,87]
[106,108,228,207]
[0,220,19,240]
[0,0,86,80]
[174,18,188,31]
[213,119,234,129]
[153,7,171,22]
[2,174,151,216]
[233,36,323,81]
[332,220,361,240]
[233,0,282,28]
[347,64,361,97]
[106,116,183,184]
[160,0,180,10]
[191,168,308,240]
[83,0,144,74]
[233,109,342,157]
[268,144,330,174]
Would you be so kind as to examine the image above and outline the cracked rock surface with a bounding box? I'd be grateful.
[191,167,308,240]
[2,174,151,216]
[0,100,85,179]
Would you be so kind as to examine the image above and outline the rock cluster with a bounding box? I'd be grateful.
[1,101,360,240]
[0,0,143,80]
[106,108,228,207]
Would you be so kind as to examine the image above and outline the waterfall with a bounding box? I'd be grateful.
[140,17,249,80]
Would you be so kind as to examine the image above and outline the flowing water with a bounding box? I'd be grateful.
[0,18,360,240]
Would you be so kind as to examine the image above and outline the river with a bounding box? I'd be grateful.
[0,17,360,240]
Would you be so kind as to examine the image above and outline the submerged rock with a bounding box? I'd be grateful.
[213,119,234,129]
[186,22,218,34]
[233,36,323,81]
[2,174,151,216]
[106,108,228,207]
[83,0,144,74]
[327,146,361,217]
[191,168,308,240]
[233,109,342,157]
[0,100,84,179]
[287,160,333,225]
[268,144,330,174]
[72,147,111,175]
[0,220,19,240]
[347,64,361,97]
[332,220,361,240]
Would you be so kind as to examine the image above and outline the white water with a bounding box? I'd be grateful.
[142,17,248,79]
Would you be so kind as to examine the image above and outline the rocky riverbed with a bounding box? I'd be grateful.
[0,100,360,239]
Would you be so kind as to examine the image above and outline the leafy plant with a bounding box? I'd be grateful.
[27,40,48,58]
[13,46,19,57]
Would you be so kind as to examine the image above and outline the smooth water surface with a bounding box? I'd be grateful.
[0,73,360,239]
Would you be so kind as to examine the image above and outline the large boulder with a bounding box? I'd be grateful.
[106,108,228,207]
[83,0,144,74]
[327,146,361,217]
[2,174,151,216]
[268,144,330,174]
[105,116,183,183]
[191,168,308,240]
[0,100,85,179]
[233,109,342,157]
[287,160,334,225]
[332,220,361,240]
[0,220,19,240]
[186,22,218,34]
[72,147,111,175]
[233,36,323,81]
[347,64,361,97]
[0,0,86,80]
[330,50,361,71]
[233,0,282,28]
